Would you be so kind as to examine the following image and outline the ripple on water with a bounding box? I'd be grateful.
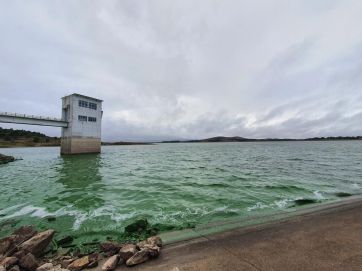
[0,142,361,242]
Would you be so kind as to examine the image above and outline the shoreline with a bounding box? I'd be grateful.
[127,196,362,270]
[1,137,362,149]
[158,195,361,245]
[1,196,361,270]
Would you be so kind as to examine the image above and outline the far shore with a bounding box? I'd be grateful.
[0,140,154,148]
[1,127,361,148]
[1,136,362,148]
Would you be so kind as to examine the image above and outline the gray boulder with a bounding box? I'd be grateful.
[18,230,54,257]
[67,256,89,271]
[147,236,162,247]
[118,244,137,261]
[19,253,38,271]
[8,265,19,271]
[99,242,120,256]
[126,249,150,266]
[0,257,18,269]
[36,263,54,271]
[101,255,119,271]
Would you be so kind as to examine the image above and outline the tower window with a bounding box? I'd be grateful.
[88,117,97,122]
[89,102,97,110]
[79,100,97,110]
[78,115,87,121]
[79,100,88,108]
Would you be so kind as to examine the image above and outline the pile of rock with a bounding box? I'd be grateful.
[55,236,162,271]
[100,236,162,269]
[0,226,56,271]
[0,154,15,165]
[0,226,163,271]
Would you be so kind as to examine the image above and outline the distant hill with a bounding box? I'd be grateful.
[161,136,362,143]
[191,136,250,142]
[0,127,60,147]
[0,127,49,139]
[102,141,154,146]
[1,127,361,148]
[305,136,362,141]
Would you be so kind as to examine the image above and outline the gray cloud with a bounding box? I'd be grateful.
[0,0,362,141]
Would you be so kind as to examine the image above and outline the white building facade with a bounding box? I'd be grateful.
[61,93,103,154]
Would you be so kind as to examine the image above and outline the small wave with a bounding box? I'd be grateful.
[183,182,232,189]
[0,204,138,230]
[213,206,239,215]
[287,158,314,162]
[247,202,269,212]
[352,183,360,189]
[274,199,293,208]
[153,207,210,223]
[2,205,53,219]
[313,191,324,200]
[248,198,297,211]
[0,203,27,217]
[206,183,232,188]
[213,206,229,212]
[287,158,304,161]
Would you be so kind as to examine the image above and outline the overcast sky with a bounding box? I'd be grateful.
[1,1,362,141]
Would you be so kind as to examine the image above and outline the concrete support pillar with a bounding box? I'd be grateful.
[61,137,101,154]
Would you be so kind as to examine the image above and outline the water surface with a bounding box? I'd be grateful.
[0,141,361,242]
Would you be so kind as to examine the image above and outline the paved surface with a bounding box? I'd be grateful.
[127,198,362,271]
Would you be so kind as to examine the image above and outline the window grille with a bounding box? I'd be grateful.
[78,115,88,121]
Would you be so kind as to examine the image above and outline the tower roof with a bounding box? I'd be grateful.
[62,93,103,102]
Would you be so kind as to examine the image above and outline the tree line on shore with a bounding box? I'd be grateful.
[0,128,59,143]
[0,128,60,147]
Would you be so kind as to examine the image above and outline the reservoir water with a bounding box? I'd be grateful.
[0,141,361,243]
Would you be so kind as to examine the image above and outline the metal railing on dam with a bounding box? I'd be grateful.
[0,112,68,127]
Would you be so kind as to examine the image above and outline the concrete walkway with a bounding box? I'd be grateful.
[128,198,362,271]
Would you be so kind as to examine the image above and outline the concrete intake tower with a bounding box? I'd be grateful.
[0,93,103,155]
[61,94,103,154]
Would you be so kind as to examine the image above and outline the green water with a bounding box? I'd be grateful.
[0,141,361,244]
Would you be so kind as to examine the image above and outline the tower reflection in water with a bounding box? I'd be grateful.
[42,153,123,243]
[55,153,105,210]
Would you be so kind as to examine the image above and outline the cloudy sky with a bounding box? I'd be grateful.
[1,1,362,141]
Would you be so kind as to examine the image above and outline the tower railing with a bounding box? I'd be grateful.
[0,112,64,122]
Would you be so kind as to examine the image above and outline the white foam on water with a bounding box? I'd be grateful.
[214,206,228,212]
[0,203,139,230]
[352,183,360,189]
[2,205,53,219]
[71,213,88,230]
[6,205,89,230]
[0,203,27,217]
[247,202,269,212]
[313,191,324,200]
[274,199,291,208]
[153,206,217,224]
[90,205,136,223]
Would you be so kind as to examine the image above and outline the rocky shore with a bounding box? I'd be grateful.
[0,225,163,271]
[0,154,15,165]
